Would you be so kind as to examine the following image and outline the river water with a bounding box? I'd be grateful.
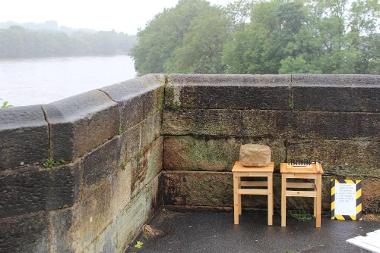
[0,55,136,106]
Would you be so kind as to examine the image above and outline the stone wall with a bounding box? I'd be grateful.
[0,73,379,252]
[0,74,165,253]
[161,74,380,213]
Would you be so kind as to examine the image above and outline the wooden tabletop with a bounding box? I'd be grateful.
[280,162,324,174]
[232,161,274,173]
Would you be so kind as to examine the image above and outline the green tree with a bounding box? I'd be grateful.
[131,0,212,74]
[223,0,309,74]
[345,0,380,74]
[280,0,379,74]
[223,0,379,74]
[224,0,252,28]
[131,0,379,75]
[164,7,230,73]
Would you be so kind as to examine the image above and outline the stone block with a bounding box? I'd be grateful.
[71,168,143,252]
[100,74,164,131]
[164,136,241,172]
[290,111,380,140]
[292,86,380,113]
[287,139,380,177]
[129,137,163,198]
[71,180,112,251]
[161,110,194,136]
[163,136,285,172]
[49,208,74,253]
[242,138,286,168]
[109,165,132,218]
[162,171,233,207]
[241,110,282,138]
[362,178,380,213]
[141,112,162,150]
[242,110,380,140]
[83,219,117,253]
[120,112,161,165]
[82,137,120,187]
[239,144,271,167]
[292,74,379,87]
[120,123,141,163]
[43,90,119,162]
[146,175,160,215]
[0,163,80,218]
[292,74,380,112]
[164,108,379,140]
[115,176,160,251]
[162,109,242,136]
[165,74,291,110]
[0,211,49,253]
[0,168,47,218]
[0,105,48,170]
[162,172,331,211]
[186,109,241,137]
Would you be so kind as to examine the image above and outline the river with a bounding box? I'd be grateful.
[0,55,136,106]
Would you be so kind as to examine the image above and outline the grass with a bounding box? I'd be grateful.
[134,241,144,249]
[42,159,65,168]
[289,210,313,222]
[1,101,12,109]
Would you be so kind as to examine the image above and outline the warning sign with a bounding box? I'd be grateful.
[331,179,362,221]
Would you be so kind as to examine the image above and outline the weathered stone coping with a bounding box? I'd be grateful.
[165,74,380,112]
[0,74,165,170]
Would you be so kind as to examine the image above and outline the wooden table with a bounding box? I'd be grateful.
[280,162,324,228]
[232,161,274,225]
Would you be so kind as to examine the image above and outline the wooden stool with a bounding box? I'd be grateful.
[280,162,324,228]
[232,161,274,225]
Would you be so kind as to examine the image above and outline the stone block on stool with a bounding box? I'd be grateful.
[239,144,271,167]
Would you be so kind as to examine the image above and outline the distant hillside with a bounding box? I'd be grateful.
[0,20,96,34]
[0,21,137,58]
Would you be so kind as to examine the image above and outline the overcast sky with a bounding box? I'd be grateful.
[1,0,233,34]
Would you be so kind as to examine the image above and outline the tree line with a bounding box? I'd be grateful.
[132,0,379,75]
[0,26,136,58]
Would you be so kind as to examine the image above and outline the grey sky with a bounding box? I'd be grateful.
[1,0,234,34]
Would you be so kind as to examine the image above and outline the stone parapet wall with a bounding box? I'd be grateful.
[0,74,165,253]
[0,73,379,253]
[162,74,380,213]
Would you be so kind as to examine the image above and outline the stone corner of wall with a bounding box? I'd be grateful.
[41,89,120,162]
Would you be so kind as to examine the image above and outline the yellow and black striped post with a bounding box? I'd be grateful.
[331,179,362,221]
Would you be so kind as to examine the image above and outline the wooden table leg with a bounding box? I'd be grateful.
[239,193,242,215]
[316,175,322,228]
[233,174,239,224]
[268,174,273,226]
[314,179,317,218]
[281,174,287,227]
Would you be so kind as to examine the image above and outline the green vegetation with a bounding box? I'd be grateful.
[42,159,65,168]
[132,0,380,75]
[1,101,12,109]
[131,0,215,74]
[0,26,136,58]
[289,210,313,222]
[134,241,144,249]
